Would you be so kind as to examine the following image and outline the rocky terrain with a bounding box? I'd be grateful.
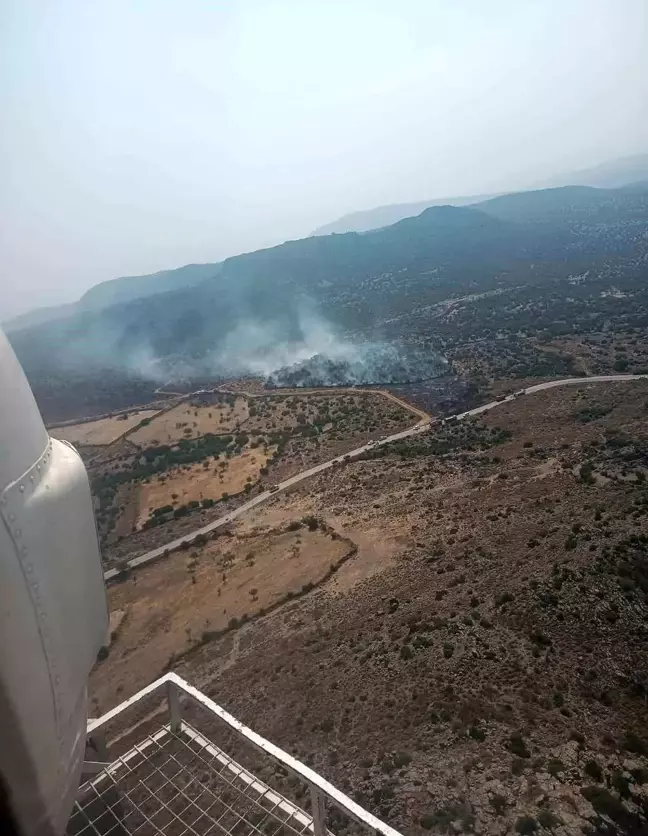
[141,380,648,836]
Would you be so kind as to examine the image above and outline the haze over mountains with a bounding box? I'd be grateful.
[8,177,648,403]
[5,153,647,339]
[310,193,500,237]
[310,153,648,236]
[536,152,648,190]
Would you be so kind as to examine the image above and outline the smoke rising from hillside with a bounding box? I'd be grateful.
[182,309,446,386]
[12,299,446,388]
[212,314,351,377]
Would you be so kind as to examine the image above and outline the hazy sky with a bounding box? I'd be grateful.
[2,0,647,319]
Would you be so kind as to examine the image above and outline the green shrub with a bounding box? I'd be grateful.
[515,816,538,834]
[512,758,526,775]
[509,732,531,759]
[393,751,411,768]
[584,760,603,782]
[152,504,174,517]
[302,515,319,531]
[581,786,628,826]
[611,770,632,799]
[537,809,559,830]
[621,730,647,755]
[420,804,471,833]
[489,794,507,815]
[380,758,395,775]
[469,724,486,742]
[546,758,565,778]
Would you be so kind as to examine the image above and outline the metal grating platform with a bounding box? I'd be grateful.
[68,674,402,836]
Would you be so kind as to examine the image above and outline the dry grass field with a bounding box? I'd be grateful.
[136,445,275,527]
[91,522,351,711]
[51,410,159,445]
[244,391,418,434]
[127,398,248,446]
[219,378,267,395]
[94,389,417,559]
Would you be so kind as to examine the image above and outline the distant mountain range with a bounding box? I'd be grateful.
[4,153,646,338]
[310,192,500,237]
[537,153,648,190]
[310,153,648,237]
[3,263,222,334]
[9,183,648,395]
[3,301,78,334]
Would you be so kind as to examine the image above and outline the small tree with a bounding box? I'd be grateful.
[302,515,318,531]
[115,559,130,580]
[515,816,538,834]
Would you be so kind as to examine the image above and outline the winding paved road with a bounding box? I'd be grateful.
[103,374,648,581]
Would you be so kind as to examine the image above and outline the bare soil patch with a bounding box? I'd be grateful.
[237,492,410,592]
[91,523,350,711]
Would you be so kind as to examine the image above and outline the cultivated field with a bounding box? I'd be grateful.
[127,398,249,446]
[91,520,352,711]
[51,410,159,445]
